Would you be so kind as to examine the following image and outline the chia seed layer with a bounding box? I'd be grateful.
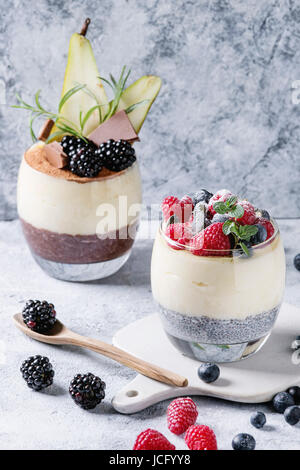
[158,304,281,345]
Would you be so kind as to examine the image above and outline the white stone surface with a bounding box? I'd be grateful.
[0,218,299,450]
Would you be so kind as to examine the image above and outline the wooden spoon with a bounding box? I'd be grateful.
[13,314,188,388]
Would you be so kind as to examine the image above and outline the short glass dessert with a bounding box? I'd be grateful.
[18,142,142,281]
[15,18,161,281]
[151,190,286,362]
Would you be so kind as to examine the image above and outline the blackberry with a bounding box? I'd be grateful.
[62,135,102,178]
[22,299,56,333]
[69,373,106,410]
[97,139,136,172]
[69,147,104,178]
[20,355,54,391]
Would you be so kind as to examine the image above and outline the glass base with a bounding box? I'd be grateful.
[165,331,270,363]
[32,250,131,282]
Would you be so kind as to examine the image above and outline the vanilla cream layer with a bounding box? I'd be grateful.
[17,148,142,236]
[151,231,285,320]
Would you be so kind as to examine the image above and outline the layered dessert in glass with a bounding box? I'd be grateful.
[151,189,286,362]
[15,19,161,281]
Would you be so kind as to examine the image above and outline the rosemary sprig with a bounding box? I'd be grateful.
[13,66,150,142]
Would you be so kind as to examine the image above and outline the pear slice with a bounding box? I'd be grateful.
[117,76,162,133]
[52,30,108,138]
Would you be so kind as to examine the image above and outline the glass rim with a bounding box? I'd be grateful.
[159,217,279,253]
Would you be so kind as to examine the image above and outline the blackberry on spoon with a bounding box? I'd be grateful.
[22,299,56,333]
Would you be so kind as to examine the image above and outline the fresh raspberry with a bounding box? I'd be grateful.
[207,190,232,218]
[185,425,218,450]
[190,222,230,256]
[167,397,198,435]
[165,223,192,250]
[236,200,256,226]
[161,196,181,221]
[256,217,275,240]
[179,195,194,222]
[133,429,176,450]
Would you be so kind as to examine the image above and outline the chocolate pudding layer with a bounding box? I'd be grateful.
[20,218,138,264]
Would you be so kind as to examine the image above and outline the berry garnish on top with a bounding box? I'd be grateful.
[95,139,136,172]
[161,189,275,257]
[22,299,56,333]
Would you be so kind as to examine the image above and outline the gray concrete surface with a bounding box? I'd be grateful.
[0,218,299,450]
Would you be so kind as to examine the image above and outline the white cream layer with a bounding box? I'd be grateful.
[17,150,142,236]
[151,231,286,320]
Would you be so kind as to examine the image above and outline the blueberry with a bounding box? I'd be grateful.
[193,189,213,205]
[284,406,300,425]
[287,386,300,404]
[273,392,295,413]
[251,224,267,246]
[198,363,220,383]
[261,209,270,220]
[250,411,266,429]
[232,433,256,451]
[294,254,300,271]
[212,214,230,224]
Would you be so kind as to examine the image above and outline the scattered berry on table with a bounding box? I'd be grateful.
[294,254,300,272]
[284,406,300,426]
[250,411,266,429]
[133,429,175,450]
[190,222,230,256]
[198,363,220,383]
[167,397,198,435]
[250,224,267,245]
[273,391,295,413]
[256,218,275,240]
[185,424,218,450]
[69,373,106,410]
[193,189,213,205]
[232,433,256,451]
[97,139,136,172]
[20,355,54,391]
[287,386,300,404]
[162,196,181,222]
[236,201,257,226]
[22,299,56,333]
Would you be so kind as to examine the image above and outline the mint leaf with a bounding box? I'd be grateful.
[239,241,249,256]
[228,204,244,219]
[222,220,235,235]
[239,225,258,241]
[225,195,238,207]
[213,201,228,214]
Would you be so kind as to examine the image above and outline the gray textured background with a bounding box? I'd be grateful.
[1,0,300,220]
